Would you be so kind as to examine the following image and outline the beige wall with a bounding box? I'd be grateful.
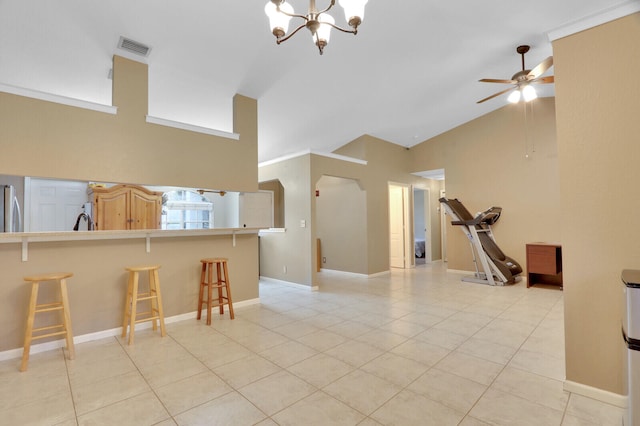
[259,155,313,286]
[0,55,260,353]
[554,13,640,395]
[0,234,258,352]
[259,137,438,286]
[0,56,258,192]
[316,176,367,274]
[259,180,284,228]
[409,97,561,273]
[313,137,435,277]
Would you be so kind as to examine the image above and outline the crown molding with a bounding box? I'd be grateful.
[259,149,367,168]
[0,83,117,114]
[547,1,640,41]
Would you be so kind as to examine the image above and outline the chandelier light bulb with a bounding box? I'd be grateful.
[507,90,521,104]
[522,85,537,102]
[265,0,367,54]
[338,0,368,28]
[265,1,294,38]
[314,13,335,50]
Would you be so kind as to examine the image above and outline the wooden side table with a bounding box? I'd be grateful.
[526,243,563,288]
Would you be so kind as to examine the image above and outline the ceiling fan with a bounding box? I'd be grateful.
[477,45,554,104]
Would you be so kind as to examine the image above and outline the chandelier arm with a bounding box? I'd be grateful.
[315,0,337,16]
[275,7,309,21]
[324,22,357,35]
[277,23,309,44]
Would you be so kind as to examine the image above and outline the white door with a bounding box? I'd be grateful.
[25,178,89,232]
[389,185,404,268]
[422,188,432,262]
[389,184,410,269]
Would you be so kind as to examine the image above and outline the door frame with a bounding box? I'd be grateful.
[388,182,412,269]
[412,186,432,264]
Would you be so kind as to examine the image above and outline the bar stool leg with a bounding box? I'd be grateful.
[59,278,75,360]
[216,262,224,315]
[122,272,133,338]
[223,262,235,320]
[197,262,206,321]
[20,282,39,372]
[152,268,167,337]
[207,262,213,325]
[128,272,139,345]
[149,271,158,332]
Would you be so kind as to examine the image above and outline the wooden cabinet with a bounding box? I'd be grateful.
[89,184,163,230]
[526,243,562,288]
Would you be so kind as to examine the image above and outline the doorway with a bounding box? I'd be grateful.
[389,183,411,269]
[413,187,431,265]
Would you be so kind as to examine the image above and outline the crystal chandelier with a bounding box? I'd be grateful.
[265,0,369,55]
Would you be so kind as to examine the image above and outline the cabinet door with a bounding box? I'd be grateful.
[95,190,128,230]
[130,188,161,230]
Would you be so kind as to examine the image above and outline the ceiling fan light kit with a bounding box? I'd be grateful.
[265,0,368,55]
[478,45,554,104]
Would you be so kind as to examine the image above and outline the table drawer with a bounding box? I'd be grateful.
[526,244,561,275]
[528,253,560,274]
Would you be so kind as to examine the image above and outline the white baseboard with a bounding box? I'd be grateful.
[319,268,390,278]
[446,268,476,275]
[564,380,628,408]
[319,268,368,278]
[259,276,318,291]
[0,298,261,362]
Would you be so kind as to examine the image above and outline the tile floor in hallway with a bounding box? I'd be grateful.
[0,262,626,425]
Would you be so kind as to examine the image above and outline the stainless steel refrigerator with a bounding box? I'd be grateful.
[1,184,22,232]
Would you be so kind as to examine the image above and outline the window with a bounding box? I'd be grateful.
[161,190,213,230]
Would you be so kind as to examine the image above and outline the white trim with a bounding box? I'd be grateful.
[319,268,390,278]
[260,276,318,291]
[145,116,239,140]
[368,270,391,278]
[564,380,628,408]
[0,83,117,115]
[259,150,310,167]
[0,228,261,262]
[259,228,286,234]
[446,268,476,276]
[233,298,261,309]
[319,268,369,278]
[309,150,368,165]
[0,301,260,362]
[259,149,368,168]
[547,1,640,41]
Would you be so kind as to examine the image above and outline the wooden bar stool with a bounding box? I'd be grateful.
[21,272,75,372]
[197,258,234,325]
[121,265,166,345]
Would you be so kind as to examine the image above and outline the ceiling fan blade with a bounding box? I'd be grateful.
[477,87,514,104]
[533,75,554,84]
[528,56,553,79]
[479,78,516,84]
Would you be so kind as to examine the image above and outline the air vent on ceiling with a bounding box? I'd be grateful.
[117,36,151,57]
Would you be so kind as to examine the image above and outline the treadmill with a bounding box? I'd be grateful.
[440,197,522,286]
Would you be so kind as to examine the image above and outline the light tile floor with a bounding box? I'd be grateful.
[0,263,626,425]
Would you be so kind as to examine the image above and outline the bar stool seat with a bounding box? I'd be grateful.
[197,258,234,325]
[122,265,166,345]
[21,272,75,372]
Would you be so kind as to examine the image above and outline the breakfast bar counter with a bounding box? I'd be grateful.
[0,228,260,356]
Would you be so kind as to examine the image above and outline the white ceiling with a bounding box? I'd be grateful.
[0,1,627,164]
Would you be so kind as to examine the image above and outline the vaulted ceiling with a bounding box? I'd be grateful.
[0,1,625,163]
